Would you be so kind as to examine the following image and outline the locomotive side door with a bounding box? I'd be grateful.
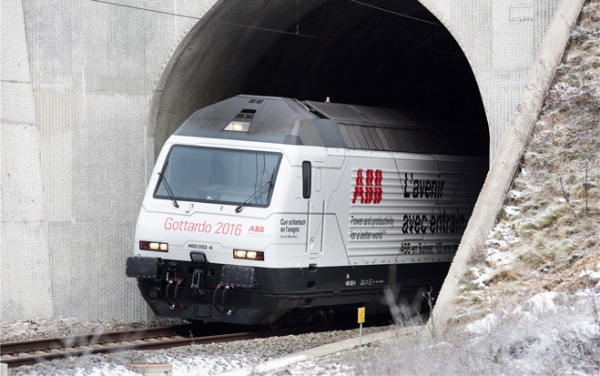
[303,150,347,260]
[305,160,325,259]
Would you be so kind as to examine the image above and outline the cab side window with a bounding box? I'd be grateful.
[302,161,311,199]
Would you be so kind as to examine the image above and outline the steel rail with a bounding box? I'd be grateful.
[1,321,364,368]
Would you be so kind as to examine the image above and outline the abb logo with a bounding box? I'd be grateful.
[249,226,265,233]
[352,168,383,204]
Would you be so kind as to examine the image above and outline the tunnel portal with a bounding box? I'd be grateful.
[152,0,489,161]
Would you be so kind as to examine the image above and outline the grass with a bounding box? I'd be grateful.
[488,269,521,284]
[450,0,600,339]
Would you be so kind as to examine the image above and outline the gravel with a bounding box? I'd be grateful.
[1,317,189,343]
[2,317,394,376]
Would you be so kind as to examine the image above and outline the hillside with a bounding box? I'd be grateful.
[458,0,599,319]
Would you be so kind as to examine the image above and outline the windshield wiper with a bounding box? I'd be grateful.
[235,180,272,213]
[157,160,179,208]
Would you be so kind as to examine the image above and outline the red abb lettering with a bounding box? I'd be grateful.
[375,169,382,186]
[366,169,373,186]
[352,168,383,205]
[374,187,382,204]
[356,169,363,185]
[365,186,374,204]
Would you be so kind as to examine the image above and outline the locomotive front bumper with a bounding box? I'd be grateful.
[125,256,295,325]
[126,256,160,278]
[126,256,257,287]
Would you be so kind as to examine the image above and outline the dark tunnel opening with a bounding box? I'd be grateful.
[153,0,489,160]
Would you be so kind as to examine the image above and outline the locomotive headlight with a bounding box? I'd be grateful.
[233,249,264,261]
[224,121,250,132]
[139,240,168,252]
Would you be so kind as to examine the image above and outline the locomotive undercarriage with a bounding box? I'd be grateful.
[127,256,449,325]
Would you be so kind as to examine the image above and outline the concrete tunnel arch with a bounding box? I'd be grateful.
[149,0,490,163]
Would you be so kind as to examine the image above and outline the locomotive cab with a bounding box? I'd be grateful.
[127,140,306,325]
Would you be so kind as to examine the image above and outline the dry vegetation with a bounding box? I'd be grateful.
[456,0,600,319]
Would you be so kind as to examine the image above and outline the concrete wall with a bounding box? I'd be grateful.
[1,0,561,321]
[1,0,218,321]
[1,0,54,318]
[420,0,561,161]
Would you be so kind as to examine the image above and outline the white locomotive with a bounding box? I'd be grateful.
[126,95,487,325]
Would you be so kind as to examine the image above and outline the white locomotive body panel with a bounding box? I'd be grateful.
[127,95,487,324]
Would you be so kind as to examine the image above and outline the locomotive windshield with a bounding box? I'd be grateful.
[154,145,281,207]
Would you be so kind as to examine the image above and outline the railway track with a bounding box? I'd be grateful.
[1,321,364,368]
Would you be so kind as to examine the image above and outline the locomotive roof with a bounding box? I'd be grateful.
[174,95,481,156]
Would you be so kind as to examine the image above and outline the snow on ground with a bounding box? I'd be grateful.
[9,285,597,375]
[283,288,600,376]
[4,325,393,376]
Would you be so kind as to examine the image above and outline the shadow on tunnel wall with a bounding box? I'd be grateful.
[151,0,489,162]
